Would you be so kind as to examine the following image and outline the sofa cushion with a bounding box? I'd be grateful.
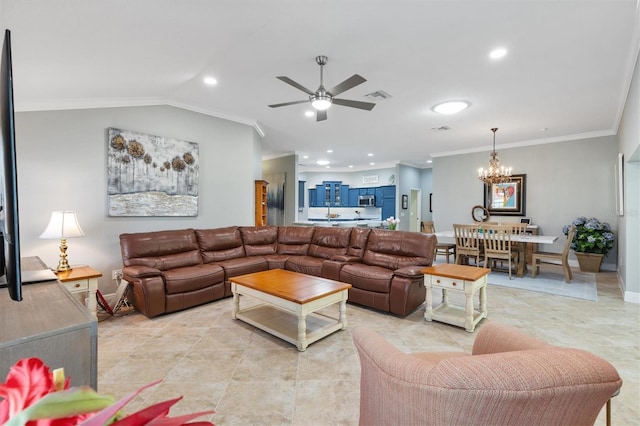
[307,227,351,259]
[162,263,225,295]
[215,256,269,280]
[340,263,394,293]
[120,229,202,270]
[239,226,278,256]
[196,227,246,263]
[277,226,314,255]
[285,256,325,277]
[363,230,434,270]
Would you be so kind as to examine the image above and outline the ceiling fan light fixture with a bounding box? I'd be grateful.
[311,95,332,111]
[433,101,469,115]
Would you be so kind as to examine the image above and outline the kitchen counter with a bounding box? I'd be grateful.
[294,220,384,228]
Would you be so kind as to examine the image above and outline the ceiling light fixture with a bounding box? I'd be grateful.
[311,94,332,111]
[478,127,512,184]
[203,76,217,86]
[433,101,469,115]
[304,111,314,117]
[489,48,507,59]
[316,160,330,166]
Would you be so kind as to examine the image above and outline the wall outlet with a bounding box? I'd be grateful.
[112,269,123,280]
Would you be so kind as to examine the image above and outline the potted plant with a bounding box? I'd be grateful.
[562,217,615,272]
[385,216,400,230]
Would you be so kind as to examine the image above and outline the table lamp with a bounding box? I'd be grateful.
[39,211,85,272]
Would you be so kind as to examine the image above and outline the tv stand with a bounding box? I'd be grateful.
[0,257,97,388]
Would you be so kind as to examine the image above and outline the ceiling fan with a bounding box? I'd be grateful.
[268,55,376,121]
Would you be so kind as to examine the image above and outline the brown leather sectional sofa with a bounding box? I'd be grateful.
[119,226,436,318]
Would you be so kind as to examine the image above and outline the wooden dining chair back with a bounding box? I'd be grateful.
[510,223,528,235]
[423,220,456,263]
[532,226,576,282]
[453,224,483,266]
[483,224,518,279]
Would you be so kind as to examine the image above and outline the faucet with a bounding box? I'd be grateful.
[326,204,331,223]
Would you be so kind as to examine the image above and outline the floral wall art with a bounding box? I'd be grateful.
[107,128,199,216]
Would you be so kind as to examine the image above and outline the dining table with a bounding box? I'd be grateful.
[434,230,558,278]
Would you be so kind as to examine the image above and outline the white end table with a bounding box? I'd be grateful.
[422,264,490,332]
[56,266,102,319]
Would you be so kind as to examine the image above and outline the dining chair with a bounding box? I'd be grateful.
[483,224,518,279]
[453,224,483,266]
[531,226,576,283]
[422,220,455,263]
[510,223,528,235]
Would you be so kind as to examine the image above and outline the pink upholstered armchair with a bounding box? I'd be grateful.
[352,322,622,426]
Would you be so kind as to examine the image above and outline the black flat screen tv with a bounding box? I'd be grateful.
[0,29,22,302]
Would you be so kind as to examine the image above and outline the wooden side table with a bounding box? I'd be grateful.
[422,264,490,332]
[56,266,102,319]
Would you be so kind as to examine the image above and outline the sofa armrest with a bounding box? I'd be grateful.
[393,265,425,278]
[472,322,552,355]
[123,265,162,279]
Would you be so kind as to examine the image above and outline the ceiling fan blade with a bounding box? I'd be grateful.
[276,76,315,96]
[268,100,309,108]
[332,98,376,111]
[317,109,327,121]
[327,74,366,96]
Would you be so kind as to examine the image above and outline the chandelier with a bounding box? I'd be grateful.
[478,127,512,184]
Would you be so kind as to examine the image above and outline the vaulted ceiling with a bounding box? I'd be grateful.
[3,0,639,171]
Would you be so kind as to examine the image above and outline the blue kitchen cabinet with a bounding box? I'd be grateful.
[349,188,360,206]
[340,185,350,206]
[308,188,317,207]
[375,187,384,206]
[379,185,396,220]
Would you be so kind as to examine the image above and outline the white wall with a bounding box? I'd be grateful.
[433,135,619,270]
[16,105,260,293]
[617,48,640,301]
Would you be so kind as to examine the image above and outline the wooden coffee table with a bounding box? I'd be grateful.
[231,269,351,351]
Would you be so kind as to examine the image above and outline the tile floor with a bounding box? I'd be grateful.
[97,268,639,425]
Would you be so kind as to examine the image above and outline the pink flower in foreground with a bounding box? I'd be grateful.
[0,358,214,425]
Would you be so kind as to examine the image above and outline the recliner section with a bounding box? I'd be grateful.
[119,226,436,318]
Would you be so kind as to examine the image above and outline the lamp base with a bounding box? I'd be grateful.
[55,238,73,272]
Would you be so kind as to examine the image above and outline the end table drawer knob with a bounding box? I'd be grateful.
[452,282,457,287]
[74,283,81,288]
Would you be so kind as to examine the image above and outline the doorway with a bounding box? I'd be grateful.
[410,188,421,232]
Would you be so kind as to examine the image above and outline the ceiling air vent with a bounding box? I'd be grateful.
[431,125,451,131]
[364,90,392,101]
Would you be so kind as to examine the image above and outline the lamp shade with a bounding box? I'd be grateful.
[39,211,85,239]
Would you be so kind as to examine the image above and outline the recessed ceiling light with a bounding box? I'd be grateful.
[203,76,217,86]
[325,166,330,169]
[367,153,374,157]
[327,149,333,153]
[302,155,309,159]
[369,162,375,166]
[349,165,354,168]
[316,160,330,166]
[304,111,314,117]
[427,160,433,164]
[489,48,507,59]
[433,101,469,114]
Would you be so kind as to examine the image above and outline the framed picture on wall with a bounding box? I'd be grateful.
[483,174,526,216]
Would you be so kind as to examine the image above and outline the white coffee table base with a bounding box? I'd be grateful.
[232,283,348,351]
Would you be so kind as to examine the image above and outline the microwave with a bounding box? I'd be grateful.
[358,195,376,207]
